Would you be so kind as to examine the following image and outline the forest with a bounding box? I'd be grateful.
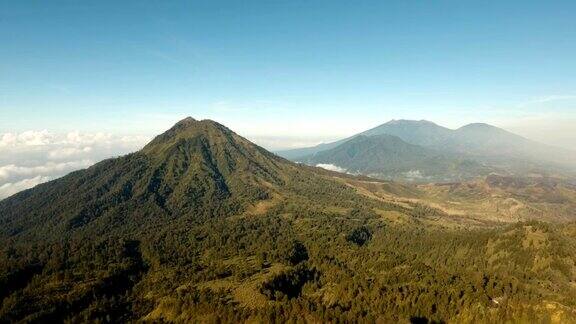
[2,199,576,322]
[1,118,576,323]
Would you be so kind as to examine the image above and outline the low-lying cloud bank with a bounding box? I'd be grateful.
[316,163,347,173]
[0,131,150,200]
[0,176,53,200]
[0,160,94,183]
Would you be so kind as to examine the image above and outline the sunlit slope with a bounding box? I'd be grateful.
[1,118,575,323]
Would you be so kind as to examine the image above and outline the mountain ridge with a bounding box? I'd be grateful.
[278,119,540,157]
[2,118,576,322]
[298,133,493,182]
[278,119,576,176]
[0,117,296,240]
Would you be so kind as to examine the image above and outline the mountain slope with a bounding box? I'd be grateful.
[0,118,293,241]
[279,119,576,176]
[298,134,492,182]
[359,119,453,146]
[0,117,417,321]
[277,119,451,159]
[278,119,451,159]
[1,118,576,323]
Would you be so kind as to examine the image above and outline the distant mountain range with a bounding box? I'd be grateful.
[296,134,492,182]
[3,117,576,322]
[278,120,576,182]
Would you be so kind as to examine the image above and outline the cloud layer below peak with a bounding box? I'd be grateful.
[0,131,150,200]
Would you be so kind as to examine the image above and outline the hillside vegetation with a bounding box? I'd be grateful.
[1,118,576,323]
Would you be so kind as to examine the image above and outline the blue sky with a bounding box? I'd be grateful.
[1,0,575,149]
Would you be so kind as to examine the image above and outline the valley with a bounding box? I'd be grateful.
[1,118,576,323]
[3,2,576,322]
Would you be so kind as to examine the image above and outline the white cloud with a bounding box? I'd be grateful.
[64,131,113,145]
[404,170,424,180]
[0,130,151,198]
[0,160,94,182]
[316,163,347,173]
[48,146,93,160]
[0,130,148,151]
[0,130,53,147]
[0,176,52,200]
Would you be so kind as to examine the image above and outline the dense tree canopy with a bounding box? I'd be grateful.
[1,118,575,323]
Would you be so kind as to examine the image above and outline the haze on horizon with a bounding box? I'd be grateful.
[1,0,575,198]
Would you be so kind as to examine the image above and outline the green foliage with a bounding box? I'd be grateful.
[1,118,576,323]
[346,226,372,246]
[261,265,320,300]
[280,240,309,265]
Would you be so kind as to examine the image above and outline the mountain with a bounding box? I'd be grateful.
[279,119,576,177]
[359,119,453,146]
[2,118,576,323]
[0,117,292,240]
[298,134,492,182]
[275,137,348,160]
[0,117,410,322]
[277,119,451,159]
